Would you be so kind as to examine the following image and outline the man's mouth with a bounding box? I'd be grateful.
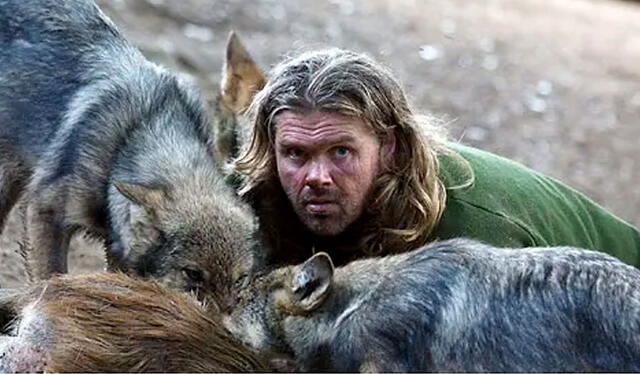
[305,200,338,214]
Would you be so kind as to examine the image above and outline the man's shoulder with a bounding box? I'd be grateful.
[434,142,640,264]
[438,142,549,189]
[438,141,597,209]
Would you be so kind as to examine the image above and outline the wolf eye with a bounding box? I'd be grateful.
[182,267,205,286]
[233,273,248,290]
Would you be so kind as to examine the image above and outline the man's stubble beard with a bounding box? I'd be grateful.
[285,183,376,237]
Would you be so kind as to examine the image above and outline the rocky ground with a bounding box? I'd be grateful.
[1,0,639,286]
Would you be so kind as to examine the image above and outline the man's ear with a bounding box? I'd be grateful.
[221,31,266,113]
[290,252,334,312]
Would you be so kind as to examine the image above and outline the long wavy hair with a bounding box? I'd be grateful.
[235,48,455,256]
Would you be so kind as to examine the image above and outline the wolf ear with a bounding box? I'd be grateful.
[114,182,168,215]
[290,252,334,312]
[221,31,266,113]
[114,182,167,263]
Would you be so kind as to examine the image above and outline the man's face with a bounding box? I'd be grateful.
[274,111,382,236]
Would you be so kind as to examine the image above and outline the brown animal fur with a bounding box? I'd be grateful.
[1,273,270,372]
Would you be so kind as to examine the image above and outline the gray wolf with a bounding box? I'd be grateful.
[225,238,640,372]
[0,0,265,303]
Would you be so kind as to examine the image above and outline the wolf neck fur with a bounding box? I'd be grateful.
[99,63,212,185]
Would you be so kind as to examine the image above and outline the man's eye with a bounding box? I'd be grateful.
[287,148,304,159]
[334,147,349,157]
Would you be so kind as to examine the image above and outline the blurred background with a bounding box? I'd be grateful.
[1,0,639,286]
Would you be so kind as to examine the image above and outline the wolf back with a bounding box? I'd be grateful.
[227,238,640,372]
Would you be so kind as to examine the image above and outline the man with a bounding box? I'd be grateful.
[234,48,640,267]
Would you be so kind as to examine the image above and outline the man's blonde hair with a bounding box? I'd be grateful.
[235,48,450,255]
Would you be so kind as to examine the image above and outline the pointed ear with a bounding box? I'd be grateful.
[290,252,334,312]
[114,181,169,215]
[221,31,266,113]
[114,182,166,266]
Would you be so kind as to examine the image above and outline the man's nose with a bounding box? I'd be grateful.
[305,159,332,188]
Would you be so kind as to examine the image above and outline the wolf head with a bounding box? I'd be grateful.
[113,175,260,309]
[109,32,267,308]
[224,252,335,357]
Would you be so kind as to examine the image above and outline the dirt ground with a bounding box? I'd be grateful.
[1,0,639,287]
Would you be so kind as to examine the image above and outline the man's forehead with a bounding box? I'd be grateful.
[273,110,375,142]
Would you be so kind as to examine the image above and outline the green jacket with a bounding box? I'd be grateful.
[432,142,640,267]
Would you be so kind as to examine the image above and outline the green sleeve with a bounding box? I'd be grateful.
[434,197,539,248]
[431,142,640,267]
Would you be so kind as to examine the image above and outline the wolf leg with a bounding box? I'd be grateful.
[24,190,72,280]
[0,291,15,336]
[0,159,29,235]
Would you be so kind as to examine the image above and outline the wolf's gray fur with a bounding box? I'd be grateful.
[226,238,640,372]
[0,0,261,303]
